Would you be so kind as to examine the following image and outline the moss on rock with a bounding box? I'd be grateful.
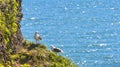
[10,40,77,67]
[0,0,19,44]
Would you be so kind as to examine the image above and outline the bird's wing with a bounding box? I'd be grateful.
[38,36,42,40]
[36,34,42,40]
[58,48,63,52]
[53,48,62,52]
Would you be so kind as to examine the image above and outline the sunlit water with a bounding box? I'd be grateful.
[21,0,120,67]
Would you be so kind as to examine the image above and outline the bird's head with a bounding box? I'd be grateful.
[35,31,39,34]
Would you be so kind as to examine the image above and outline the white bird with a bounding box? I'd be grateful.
[34,31,42,44]
[50,45,63,53]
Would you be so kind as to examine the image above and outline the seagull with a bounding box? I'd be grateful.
[34,31,42,44]
[50,45,63,53]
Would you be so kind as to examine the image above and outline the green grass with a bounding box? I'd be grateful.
[8,40,77,67]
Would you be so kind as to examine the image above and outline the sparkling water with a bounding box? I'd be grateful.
[21,0,120,67]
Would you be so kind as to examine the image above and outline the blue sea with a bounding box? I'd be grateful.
[21,0,120,67]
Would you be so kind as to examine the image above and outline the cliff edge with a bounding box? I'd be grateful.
[0,0,76,67]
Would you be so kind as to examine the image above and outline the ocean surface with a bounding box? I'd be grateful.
[21,0,120,67]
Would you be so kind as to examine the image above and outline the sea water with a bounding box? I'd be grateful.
[21,0,120,67]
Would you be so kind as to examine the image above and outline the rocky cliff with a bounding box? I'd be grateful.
[0,0,23,52]
[0,0,76,67]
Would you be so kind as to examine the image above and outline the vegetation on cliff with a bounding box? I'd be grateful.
[0,0,19,44]
[0,40,76,67]
[0,0,77,67]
